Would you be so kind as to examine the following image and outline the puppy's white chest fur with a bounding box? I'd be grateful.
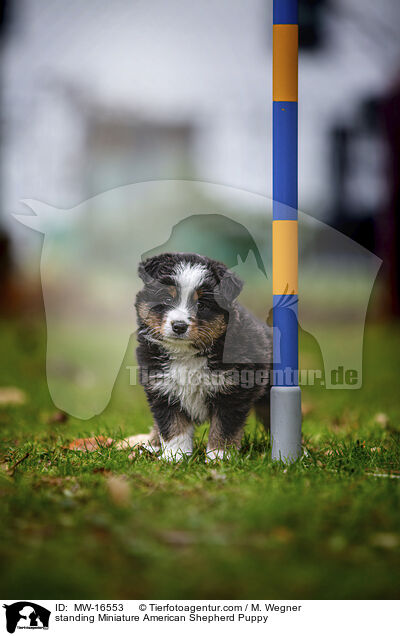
[164,356,211,422]
[153,355,231,423]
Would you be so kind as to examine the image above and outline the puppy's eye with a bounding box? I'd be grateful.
[154,296,173,309]
[197,300,208,311]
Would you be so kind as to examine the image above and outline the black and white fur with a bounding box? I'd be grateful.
[135,253,272,461]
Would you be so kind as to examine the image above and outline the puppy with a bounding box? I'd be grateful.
[135,253,272,461]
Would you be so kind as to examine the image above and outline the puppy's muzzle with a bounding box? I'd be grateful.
[171,320,189,335]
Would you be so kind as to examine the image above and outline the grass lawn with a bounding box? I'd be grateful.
[0,317,399,600]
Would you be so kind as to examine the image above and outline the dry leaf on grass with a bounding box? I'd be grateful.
[0,387,27,406]
[67,436,114,452]
[114,434,152,450]
[65,433,158,457]
[116,434,160,460]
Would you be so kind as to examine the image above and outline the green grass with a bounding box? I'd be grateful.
[0,317,400,599]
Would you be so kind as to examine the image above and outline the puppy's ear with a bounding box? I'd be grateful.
[138,255,164,283]
[213,263,243,307]
[219,270,243,304]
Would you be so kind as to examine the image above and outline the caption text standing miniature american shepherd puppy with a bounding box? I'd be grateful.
[135,253,272,461]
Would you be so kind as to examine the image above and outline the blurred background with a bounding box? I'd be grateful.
[1,1,400,601]
[0,0,400,323]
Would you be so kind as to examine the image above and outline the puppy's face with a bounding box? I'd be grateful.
[136,253,242,351]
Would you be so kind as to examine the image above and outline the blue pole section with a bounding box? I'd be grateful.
[271,0,302,463]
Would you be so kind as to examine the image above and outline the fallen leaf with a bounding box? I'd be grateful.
[67,436,114,452]
[106,474,131,506]
[114,434,152,450]
[0,387,27,406]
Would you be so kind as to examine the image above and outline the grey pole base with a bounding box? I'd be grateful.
[271,386,302,464]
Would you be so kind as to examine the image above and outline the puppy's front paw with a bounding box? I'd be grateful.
[205,448,231,463]
[160,448,192,462]
[160,432,193,462]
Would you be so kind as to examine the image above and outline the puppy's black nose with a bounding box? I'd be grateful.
[172,320,188,335]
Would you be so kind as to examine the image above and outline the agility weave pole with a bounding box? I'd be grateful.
[270,0,302,462]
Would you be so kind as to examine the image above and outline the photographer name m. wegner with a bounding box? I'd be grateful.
[53,602,302,625]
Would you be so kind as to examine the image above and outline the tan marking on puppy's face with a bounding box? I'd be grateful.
[168,285,177,299]
[137,300,150,323]
[191,313,227,349]
[137,300,165,336]
[208,314,227,339]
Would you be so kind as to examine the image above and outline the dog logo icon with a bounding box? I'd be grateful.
[2,602,51,633]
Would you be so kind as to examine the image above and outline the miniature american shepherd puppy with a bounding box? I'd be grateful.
[135,252,272,461]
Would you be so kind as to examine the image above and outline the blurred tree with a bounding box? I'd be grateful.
[0,0,13,312]
[329,97,383,254]
[299,0,329,51]
[381,78,400,318]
